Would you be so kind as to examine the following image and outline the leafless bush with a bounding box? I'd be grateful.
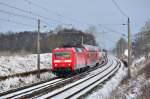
[143,63,150,79]
[136,82,150,99]
[110,90,126,99]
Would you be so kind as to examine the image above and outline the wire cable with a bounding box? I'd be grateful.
[0,9,37,21]
[0,9,51,28]
[0,17,36,27]
[24,0,91,26]
[112,0,128,18]
[98,24,127,37]
[0,1,70,26]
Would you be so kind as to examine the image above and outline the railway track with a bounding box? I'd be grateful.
[39,57,120,99]
[0,56,120,99]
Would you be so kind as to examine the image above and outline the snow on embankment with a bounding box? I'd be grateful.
[0,72,54,92]
[131,56,145,76]
[0,53,52,76]
[110,56,150,99]
[86,56,148,99]
[86,61,128,99]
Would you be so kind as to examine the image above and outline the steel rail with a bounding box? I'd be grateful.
[0,57,108,99]
[12,58,108,99]
[38,57,115,99]
[0,76,59,96]
[68,60,120,99]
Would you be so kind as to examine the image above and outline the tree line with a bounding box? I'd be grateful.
[133,20,150,57]
[112,37,127,58]
[112,19,150,58]
[0,28,96,53]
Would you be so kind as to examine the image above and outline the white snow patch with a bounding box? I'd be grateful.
[114,74,148,99]
[86,62,128,99]
[86,56,147,99]
[0,72,55,92]
[0,53,52,76]
[109,56,149,99]
[131,56,145,76]
[0,53,53,92]
[124,75,145,99]
[124,49,128,57]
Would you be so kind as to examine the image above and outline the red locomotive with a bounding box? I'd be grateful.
[52,44,101,76]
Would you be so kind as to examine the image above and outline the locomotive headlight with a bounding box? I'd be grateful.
[68,64,71,66]
[64,60,72,62]
[54,60,61,63]
[55,64,58,66]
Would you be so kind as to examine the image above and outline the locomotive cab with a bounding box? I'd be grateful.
[52,48,75,75]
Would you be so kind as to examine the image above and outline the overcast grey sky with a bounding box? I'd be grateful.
[0,0,150,49]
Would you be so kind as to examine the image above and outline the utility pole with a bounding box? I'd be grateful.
[128,17,131,78]
[119,41,121,58]
[37,19,40,78]
[121,42,122,58]
[81,35,84,44]
[121,41,124,58]
[120,42,122,58]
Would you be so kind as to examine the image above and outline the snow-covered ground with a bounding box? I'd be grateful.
[86,62,128,99]
[111,74,150,99]
[85,56,149,99]
[0,53,52,76]
[0,72,55,92]
[0,53,54,92]
[110,56,150,99]
[0,53,149,98]
[131,56,145,76]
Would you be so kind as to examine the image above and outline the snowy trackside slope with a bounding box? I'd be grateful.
[0,53,52,76]
[131,56,145,76]
[110,56,149,99]
[86,61,128,99]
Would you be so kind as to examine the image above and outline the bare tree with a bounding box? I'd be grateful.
[133,19,150,57]
[113,37,127,58]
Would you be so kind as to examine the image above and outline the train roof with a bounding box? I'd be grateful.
[58,44,83,48]
[82,44,100,51]
[55,44,100,51]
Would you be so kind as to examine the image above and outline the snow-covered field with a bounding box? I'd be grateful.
[0,53,54,92]
[0,72,55,92]
[0,53,52,76]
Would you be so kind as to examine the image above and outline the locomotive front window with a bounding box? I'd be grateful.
[54,52,71,58]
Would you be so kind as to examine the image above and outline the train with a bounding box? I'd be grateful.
[52,44,102,76]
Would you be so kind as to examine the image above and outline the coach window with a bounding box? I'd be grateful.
[77,48,82,52]
[75,48,79,52]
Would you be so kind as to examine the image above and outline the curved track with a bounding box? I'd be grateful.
[39,56,120,99]
[0,56,120,99]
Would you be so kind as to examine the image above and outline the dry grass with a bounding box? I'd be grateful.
[119,75,130,85]
[136,83,150,99]
[110,62,150,99]
[138,62,150,79]
[136,62,150,99]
